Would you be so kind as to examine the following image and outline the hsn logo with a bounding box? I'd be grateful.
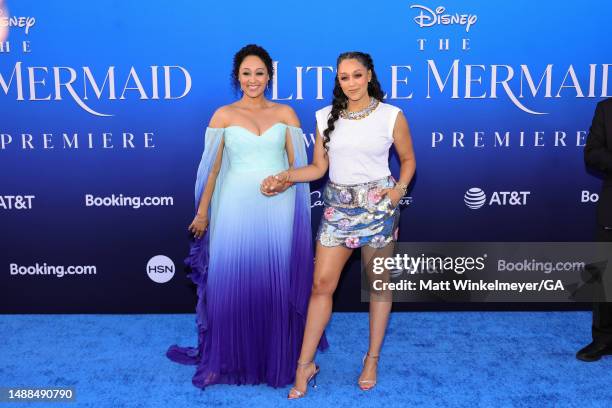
[464,188,531,209]
[146,255,175,283]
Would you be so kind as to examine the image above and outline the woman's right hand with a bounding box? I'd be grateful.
[260,171,291,196]
[188,213,209,239]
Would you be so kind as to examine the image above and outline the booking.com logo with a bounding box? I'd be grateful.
[581,190,599,203]
[464,187,531,209]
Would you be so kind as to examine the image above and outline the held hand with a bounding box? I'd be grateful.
[260,172,292,196]
[260,176,281,196]
[273,171,290,184]
[381,188,403,207]
[188,213,209,239]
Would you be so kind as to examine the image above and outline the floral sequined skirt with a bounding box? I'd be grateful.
[316,176,400,249]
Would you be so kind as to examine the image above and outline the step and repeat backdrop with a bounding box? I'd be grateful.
[1,0,611,312]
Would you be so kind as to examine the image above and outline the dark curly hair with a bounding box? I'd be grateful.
[323,52,385,151]
[231,44,274,93]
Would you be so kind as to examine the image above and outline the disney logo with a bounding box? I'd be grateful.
[410,4,477,33]
[0,9,36,35]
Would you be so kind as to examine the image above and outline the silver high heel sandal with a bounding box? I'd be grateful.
[287,360,320,400]
[358,352,379,391]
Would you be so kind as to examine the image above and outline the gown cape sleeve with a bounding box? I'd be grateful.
[167,126,328,365]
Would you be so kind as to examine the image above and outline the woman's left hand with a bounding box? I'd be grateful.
[381,188,403,207]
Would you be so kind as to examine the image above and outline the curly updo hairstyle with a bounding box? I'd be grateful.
[323,52,385,151]
[231,44,274,93]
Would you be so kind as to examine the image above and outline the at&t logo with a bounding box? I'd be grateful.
[464,188,486,209]
[0,195,35,209]
[146,255,175,283]
[464,188,530,209]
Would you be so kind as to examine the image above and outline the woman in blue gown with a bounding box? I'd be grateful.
[167,44,327,388]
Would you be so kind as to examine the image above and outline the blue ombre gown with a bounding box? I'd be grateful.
[167,123,328,388]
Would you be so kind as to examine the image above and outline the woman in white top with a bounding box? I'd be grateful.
[263,51,416,398]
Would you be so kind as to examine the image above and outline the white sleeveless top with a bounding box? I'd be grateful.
[315,102,401,185]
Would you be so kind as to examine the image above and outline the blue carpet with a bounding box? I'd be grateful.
[1,312,610,408]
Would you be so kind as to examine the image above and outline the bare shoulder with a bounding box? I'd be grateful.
[271,103,301,127]
[208,105,235,128]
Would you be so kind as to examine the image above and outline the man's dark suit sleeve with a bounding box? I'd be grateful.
[585,102,612,173]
